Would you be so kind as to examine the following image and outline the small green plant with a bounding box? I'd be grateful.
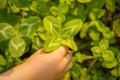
[0,0,120,80]
[43,16,83,52]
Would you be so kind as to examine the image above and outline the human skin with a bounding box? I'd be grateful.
[0,46,72,80]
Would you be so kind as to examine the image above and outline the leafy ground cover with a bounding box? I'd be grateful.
[0,0,120,80]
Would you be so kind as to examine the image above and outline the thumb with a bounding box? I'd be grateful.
[32,49,45,57]
[50,46,68,58]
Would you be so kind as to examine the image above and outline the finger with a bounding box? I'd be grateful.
[58,51,72,70]
[32,49,45,57]
[63,52,72,65]
[62,62,72,76]
[50,46,68,58]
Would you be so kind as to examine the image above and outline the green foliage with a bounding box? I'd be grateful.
[9,36,26,57]
[0,23,16,42]
[89,9,105,20]
[19,16,41,36]
[113,19,120,37]
[43,16,83,52]
[0,0,120,79]
[0,0,7,9]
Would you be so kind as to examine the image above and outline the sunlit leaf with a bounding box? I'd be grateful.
[99,39,109,52]
[32,36,43,50]
[94,20,106,33]
[58,3,69,14]
[75,52,91,63]
[102,50,115,61]
[102,60,117,68]
[50,6,59,16]
[9,36,26,57]
[103,27,114,39]
[89,28,100,41]
[91,46,102,57]
[44,36,61,52]
[57,14,66,23]
[11,5,20,13]
[77,0,92,3]
[89,9,105,20]
[43,16,62,35]
[19,16,41,36]
[29,1,38,13]
[111,66,120,77]
[0,23,16,42]
[80,21,94,38]
[62,72,71,80]
[61,38,77,51]
[62,19,83,38]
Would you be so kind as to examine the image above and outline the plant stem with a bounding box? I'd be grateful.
[88,58,97,72]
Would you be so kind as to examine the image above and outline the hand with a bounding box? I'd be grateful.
[0,46,72,80]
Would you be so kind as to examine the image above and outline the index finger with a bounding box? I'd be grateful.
[50,46,68,58]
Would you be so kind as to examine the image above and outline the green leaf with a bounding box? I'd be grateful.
[0,40,9,51]
[99,39,109,52]
[102,60,117,68]
[106,0,116,12]
[9,0,31,8]
[80,22,93,38]
[62,72,70,80]
[11,5,20,13]
[71,63,81,80]
[9,36,26,57]
[109,46,120,56]
[19,16,41,36]
[86,0,105,14]
[89,28,100,41]
[111,66,120,77]
[32,36,43,50]
[30,1,38,13]
[72,4,86,21]
[89,9,105,20]
[62,19,83,38]
[50,6,59,16]
[0,55,6,65]
[75,52,92,63]
[91,46,102,57]
[103,27,114,39]
[0,0,7,9]
[117,53,120,63]
[77,0,92,3]
[0,23,16,42]
[60,38,77,51]
[57,14,66,23]
[44,36,61,52]
[58,3,69,14]
[43,16,62,35]
[22,37,32,50]
[0,10,19,26]
[94,20,106,33]
[102,50,115,61]
[36,0,50,16]
[113,19,120,37]
[37,26,48,40]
